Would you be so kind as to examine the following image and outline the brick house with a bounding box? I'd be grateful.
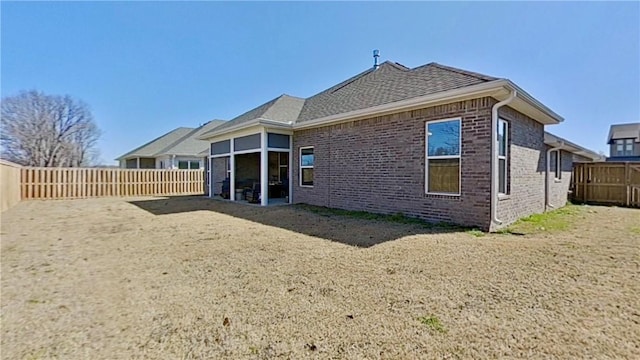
[199,61,600,231]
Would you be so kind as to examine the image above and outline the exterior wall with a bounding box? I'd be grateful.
[292,97,495,230]
[494,106,546,229]
[211,157,228,196]
[573,154,594,163]
[547,149,575,209]
[155,156,170,169]
[0,160,22,213]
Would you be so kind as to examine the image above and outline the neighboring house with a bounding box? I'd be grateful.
[117,120,225,169]
[606,123,640,162]
[199,61,600,231]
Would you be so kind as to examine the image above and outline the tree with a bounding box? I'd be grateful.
[1,90,101,167]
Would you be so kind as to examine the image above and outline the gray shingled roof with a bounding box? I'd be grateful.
[116,127,195,160]
[607,123,640,144]
[158,120,225,156]
[200,61,500,137]
[296,61,499,122]
[200,94,305,138]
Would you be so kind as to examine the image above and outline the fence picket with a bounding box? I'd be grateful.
[13,168,203,200]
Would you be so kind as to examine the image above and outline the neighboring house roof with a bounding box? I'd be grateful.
[297,61,497,123]
[544,132,603,162]
[200,60,563,140]
[200,95,305,138]
[607,123,640,144]
[116,127,195,160]
[116,120,226,160]
[157,120,225,157]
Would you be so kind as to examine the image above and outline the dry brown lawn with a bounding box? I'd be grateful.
[1,196,639,359]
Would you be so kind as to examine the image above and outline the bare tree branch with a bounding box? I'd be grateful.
[1,90,101,167]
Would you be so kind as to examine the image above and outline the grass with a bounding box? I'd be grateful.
[3,197,639,359]
[297,204,463,230]
[418,315,447,333]
[500,205,584,235]
[466,229,485,237]
[630,226,640,235]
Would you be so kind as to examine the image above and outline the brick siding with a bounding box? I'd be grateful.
[493,106,546,230]
[292,97,496,230]
[547,149,575,209]
[211,157,228,196]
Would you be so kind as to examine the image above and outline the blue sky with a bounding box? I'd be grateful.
[2,1,638,164]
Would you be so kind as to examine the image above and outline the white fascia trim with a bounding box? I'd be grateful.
[293,80,509,130]
[199,118,293,141]
[502,80,564,124]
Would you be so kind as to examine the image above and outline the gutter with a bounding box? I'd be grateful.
[491,90,517,228]
[545,143,564,209]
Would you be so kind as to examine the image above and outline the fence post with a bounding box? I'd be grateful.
[625,162,631,207]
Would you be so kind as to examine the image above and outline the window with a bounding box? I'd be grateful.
[625,139,634,155]
[616,139,624,155]
[551,150,561,180]
[498,119,508,194]
[615,139,635,156]
[426,119,461,195]
[178,160,200,169]
[160,161,165,169]
[300,147,314,187]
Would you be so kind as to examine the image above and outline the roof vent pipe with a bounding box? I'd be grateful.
[373,49,380,69]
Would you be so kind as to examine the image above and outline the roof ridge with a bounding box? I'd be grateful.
[279,93,305,100]
[328,62,407,95]
[424,62,498,82]
[319,67,375,95]
[381,60,410,71]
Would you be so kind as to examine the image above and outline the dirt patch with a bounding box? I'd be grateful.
[1,197,639,359]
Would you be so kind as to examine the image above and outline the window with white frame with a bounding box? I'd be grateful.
[178,160,200,169]
[625,139,634,155]
[300,147,314,187]
[498,118,509,194]
[426,118,461,195]
[551,150,561,180]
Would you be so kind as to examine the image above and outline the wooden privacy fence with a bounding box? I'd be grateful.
[21,168,205,200]
[1,160,22,212]
[572,162,640,208]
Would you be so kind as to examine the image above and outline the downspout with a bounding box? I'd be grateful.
[545,144,563,210]
[491,90,517,227]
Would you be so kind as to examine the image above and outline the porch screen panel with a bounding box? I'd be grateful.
[234,134,261,151]
[211,140,230,155]
[268,133,290,149]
